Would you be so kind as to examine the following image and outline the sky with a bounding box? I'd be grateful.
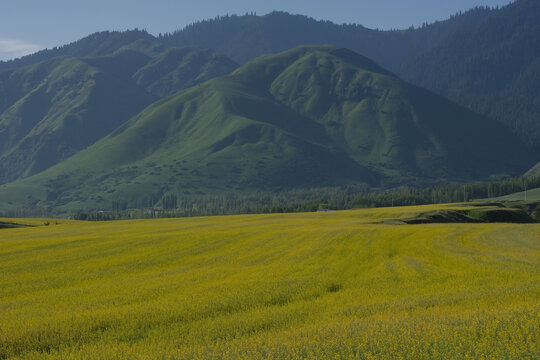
[0,0,514,61]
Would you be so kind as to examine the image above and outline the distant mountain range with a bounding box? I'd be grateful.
[0,46,533,211]
[0,0,538,212]
[4,1,537,149]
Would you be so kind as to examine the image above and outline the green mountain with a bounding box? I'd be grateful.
[82,38,238,98]
[3,2,538,150]
[0,46,533,212]
[0,57,153,184]
[0,39,238,184]
[161,2,540,149]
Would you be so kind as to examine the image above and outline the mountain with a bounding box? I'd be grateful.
[3,3,538,150]
[1,12,493,75]
[0,46,533,212]
[400,0,540,149]
[162,9,494,71]
[160,3,540,149]
[0,38,238,184]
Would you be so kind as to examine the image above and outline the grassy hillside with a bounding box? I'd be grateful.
[526,162,540,177]
[0,46,532,212]
[487,187,540,202]
[0,57,154,184]
[83,39,238,98]
[0,40,237,184]
[0,204,538,359]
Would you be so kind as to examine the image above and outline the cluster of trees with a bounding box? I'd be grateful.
[111,199,128,212]
[61,175,540,221]
[162,195,178,210]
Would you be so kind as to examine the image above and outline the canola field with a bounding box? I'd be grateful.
[0,204,539,359]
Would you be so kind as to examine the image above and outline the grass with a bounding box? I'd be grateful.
[487,187,540,202]
[0,204,539,359]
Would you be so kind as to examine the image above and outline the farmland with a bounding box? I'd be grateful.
[1,204,539,359]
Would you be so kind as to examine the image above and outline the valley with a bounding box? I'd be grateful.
[1,2,539,358]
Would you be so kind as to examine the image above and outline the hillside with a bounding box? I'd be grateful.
[0,39,237,184]
[488,187,540,202]
[0,57,154,184]
[0,46,533,212]
[1,204,538,359]
[82,39,238,98]
[400,0,540,149]
[526,162,540,177]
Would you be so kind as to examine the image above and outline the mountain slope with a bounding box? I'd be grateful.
[0,30,153,73]
[526,162,540,177]
[0,57,154,183]
[82,38,238,98]
[0,40,238,184]
[400,0,540,149]
[0,46,533,212]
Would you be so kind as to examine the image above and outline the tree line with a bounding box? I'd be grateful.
[65,175,540,221]
[2,175,538,220]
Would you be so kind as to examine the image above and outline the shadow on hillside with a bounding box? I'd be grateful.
[392,203,539,225]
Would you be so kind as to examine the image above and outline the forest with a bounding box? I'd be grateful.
[23,175,537,221]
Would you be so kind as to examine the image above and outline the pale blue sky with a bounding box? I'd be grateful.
[0,0,514,61]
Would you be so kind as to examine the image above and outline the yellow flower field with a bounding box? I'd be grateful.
[0,204,539,359]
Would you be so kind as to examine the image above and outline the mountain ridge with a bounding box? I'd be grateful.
[3,4,537,150]
[0,30,153,73]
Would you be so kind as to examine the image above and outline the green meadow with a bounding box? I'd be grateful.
[1,204,539,359]
[489,187,540,203]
